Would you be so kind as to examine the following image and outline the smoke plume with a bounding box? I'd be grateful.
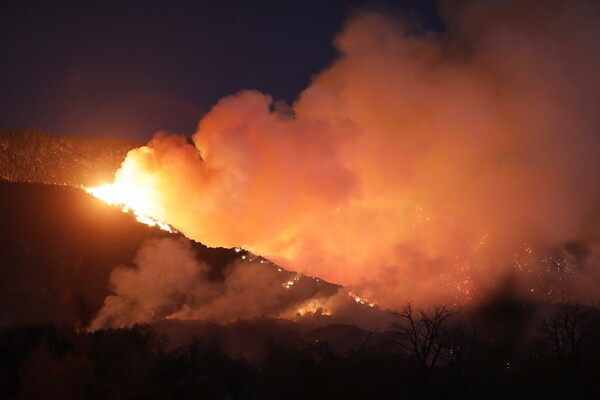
[101,0,600,310]
[90,237,378,329]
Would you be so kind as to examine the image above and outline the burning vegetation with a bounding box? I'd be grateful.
[83,0,600,318]
[2,1,600,398]
[85,184,175,233]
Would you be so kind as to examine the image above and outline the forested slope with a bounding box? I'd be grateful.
[0,129,140,186]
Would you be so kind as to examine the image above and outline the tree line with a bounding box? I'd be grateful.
[0,129,139,187]
[1,301,599,399]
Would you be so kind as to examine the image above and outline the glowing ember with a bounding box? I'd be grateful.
[289,298,331,317]
[283,273,300,289]
[348,291,376,308]
[85,184,175,233]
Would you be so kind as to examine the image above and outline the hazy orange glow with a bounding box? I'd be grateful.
[88,0,600,321]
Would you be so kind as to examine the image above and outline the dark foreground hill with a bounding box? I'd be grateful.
[0,129,140,187]
[0,181,239,328]
[0,181,347,329]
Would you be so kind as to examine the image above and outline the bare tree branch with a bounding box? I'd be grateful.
[390,303,459,378]
[538,303,591,377]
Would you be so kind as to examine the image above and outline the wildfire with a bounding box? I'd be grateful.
[289,298,332,317]
[283,273,301,289]
[85,184,175,233]
[348,291,376,308]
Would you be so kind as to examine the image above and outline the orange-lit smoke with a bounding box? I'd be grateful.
[99,0,600,310]
[89,237,370,330]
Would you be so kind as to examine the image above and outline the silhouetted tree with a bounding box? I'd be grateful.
[303,339,338,367]
[538,303,592,385]
[446,316,484,397]
[391,303,459,382]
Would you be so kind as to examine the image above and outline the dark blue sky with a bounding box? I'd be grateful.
[1,0,440,142]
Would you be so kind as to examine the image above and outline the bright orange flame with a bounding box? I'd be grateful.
[348,291,376,308]
[86,183,151,211]
[85,184,175,233]
[293,300,332,316]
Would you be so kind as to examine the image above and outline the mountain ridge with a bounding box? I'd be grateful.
[0,129,141,187]
[0,129,381,330]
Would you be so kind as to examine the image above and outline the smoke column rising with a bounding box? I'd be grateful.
[101,0,600,310]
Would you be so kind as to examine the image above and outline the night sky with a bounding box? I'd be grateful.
[1,0,439,142]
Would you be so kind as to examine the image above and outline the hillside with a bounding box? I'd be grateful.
[0,129,377,329]
[0,129,140,187]
[1,140,600,400]
[0,181,348,329]
[0,181,238,328]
